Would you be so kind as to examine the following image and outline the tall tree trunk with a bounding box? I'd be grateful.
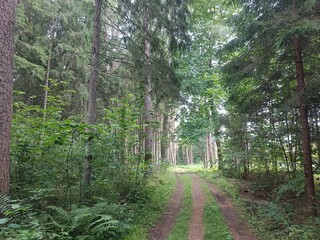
[161,112,169,161]
[186,146,190,165]
[285,112,294,171]
[143,5,153,164]
[313,107,320,165]
[43,17,56,118]
[293,36,316,216]
[216,140,223,170]
[0,0,17,195]
[83,0,102,187]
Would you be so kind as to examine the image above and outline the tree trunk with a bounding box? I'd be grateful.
[216,140,222,170]
[161,112,169,162]
[83,0,102,187]
[43,17,56,118]
[143,5,153,164]
[0,0,17,195]
[312,106,320,166]
[290,0,316,217]
[186,146,190,165]
[294,36,316,216]
[190,145,194,164]
[285,112,295,171]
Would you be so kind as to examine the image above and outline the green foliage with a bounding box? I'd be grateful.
[124,171,176,240]
[0,202,131,240]
[45,203,130,239]
[198,170,239,200]
[0,193,25,228]
[275,173,304,201]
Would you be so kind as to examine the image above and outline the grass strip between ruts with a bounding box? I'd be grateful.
[168,174,193,240]
[200,176,233,240]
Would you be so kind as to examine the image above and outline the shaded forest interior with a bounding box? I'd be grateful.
[1,0,320,239]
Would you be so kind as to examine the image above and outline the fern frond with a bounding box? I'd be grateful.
[0,192,21,223]
[47,205,71,223]
[90,214,119,237]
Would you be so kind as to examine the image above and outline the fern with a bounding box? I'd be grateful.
[47,205,71,224]
[90,214,119,237]
[46,202,131,239]
[0,192,22,225]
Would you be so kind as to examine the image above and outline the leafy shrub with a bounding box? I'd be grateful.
[274,173,304,201]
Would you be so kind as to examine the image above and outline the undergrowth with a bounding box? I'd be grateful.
[200,169,320,240]
[0,169,176,240]
[123,170,176,240]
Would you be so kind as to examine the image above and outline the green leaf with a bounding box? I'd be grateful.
[8,223,21,228]
[0,218,9,225]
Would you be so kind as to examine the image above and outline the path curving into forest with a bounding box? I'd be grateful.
[149,174,184,240]
[149,172,256,240]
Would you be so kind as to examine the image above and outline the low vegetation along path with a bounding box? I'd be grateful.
[149,173,256,240]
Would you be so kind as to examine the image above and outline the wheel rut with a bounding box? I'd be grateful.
[149,172,256,240]
[149,174,184,240]
[207,180,256,240]
[188,173,205,240]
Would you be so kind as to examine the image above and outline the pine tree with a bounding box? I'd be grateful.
[0,0,17,195]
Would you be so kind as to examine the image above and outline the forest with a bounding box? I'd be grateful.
[1,0,320,239]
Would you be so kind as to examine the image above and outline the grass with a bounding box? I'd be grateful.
[198,169,320,240]
[123,170,176,240]
[168,174,193,240]
[200,177,233,240]
[170,164,204,173]
[169,169,233,240]
[197,170,268,239]
[197,170,239,200]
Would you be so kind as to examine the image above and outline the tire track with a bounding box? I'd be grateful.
[188,174,205,240]
[149,174,184,240]
[206,180,256,240]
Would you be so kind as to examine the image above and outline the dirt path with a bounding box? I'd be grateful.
[149,174,184,240]
[207,181,256,240]
[149,172,256,240]
[188,174,206,240]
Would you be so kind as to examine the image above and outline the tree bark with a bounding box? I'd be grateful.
[190,145,194,164]
[143,5,153,164]
[83,0,102,187]
[216,140,222,170]
[293,36,316,216]
[161,112,169,162]
[0,0,17,195]
[313,107,320,165]
[43,17,56,118]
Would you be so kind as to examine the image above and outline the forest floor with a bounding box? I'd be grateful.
[149,172,256,240]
